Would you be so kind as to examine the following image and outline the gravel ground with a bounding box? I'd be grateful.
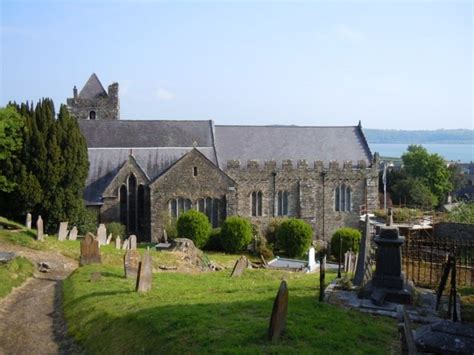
[0,241,82,355]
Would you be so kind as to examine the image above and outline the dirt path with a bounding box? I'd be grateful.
[0,241,82,355]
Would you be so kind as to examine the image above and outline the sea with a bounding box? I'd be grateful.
[369,143,474,163]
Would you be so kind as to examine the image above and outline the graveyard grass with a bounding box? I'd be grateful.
[0,256,35,299]
[63,266,400,354]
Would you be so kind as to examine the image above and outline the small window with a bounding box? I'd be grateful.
[335,184,351,212]
[251,191,263,217]
[193,166,198,177]
[277,190,289,216]
[89,111,96,120]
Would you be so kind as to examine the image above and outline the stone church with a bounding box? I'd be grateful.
[68,74,379,242]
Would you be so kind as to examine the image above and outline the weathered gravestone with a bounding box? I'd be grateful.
[26,213,32,229]
[124,249,140,279]
[353,215,372,286]
[230,256,248,277]
[80,233,102,266]
[115,236,121,249]
[68,226,78,241]
[106,233,113,245]
[36,216,44,241]
[129,235,137,250]
[136,251,153,293]
[58,222,68,241]
[97,224,107,246]
[122,238,129,250]
[268,280,289,342]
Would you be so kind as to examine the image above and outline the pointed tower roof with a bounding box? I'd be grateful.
[79,73,107,99]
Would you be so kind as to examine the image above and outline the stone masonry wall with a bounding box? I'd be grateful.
[67,83,119,120]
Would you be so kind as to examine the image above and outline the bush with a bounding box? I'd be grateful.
[447,202,474,224]
[374,208,423,223]
[265,217,287,249]
[258,238,274,260]
[204,228,223,251]
[176,210,211,248]
[331,228,361,261]
[220,216,253,253]
[76,208,98,235]
[106,222,125,238]
[276,218,313,258]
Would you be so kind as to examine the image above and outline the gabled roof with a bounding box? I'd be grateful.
[79,73,107,99]
[78,120,214,148]
[214,124,373,166]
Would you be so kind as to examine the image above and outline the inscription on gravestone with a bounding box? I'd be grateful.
[58,222,68,241]
[36,216,44,241]
[268,280,289,342]
[136,251,153,293]
[80,233,102,266]
[124,249,140,279]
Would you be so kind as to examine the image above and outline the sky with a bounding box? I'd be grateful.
[0,0,472,129]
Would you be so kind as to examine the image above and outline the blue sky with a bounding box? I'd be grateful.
[1,0,472,129]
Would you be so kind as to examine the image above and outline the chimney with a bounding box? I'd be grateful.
[73,85,78,99]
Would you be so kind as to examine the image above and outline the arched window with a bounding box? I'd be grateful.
[128,174,137,233]
[119,185,127,227]
[197,198,205,213]
[137,185,146,237]
[89,111,96,120]
[335,184,351,212]
[277,190,289,216]
[168,197,192,219]
[212,198,220,228]
[251,191,263,217]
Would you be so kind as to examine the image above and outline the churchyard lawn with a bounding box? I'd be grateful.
[0,256,35,299]
[63,265,399,354]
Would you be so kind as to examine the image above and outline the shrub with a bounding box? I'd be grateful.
[276,218,313,258]
[374,208,423,223]
[258,238,274,260]
[76,208,97,235]
[447,202,474,224]
[265,217,287,249]
[204,228,223,251]
[176,210,211,248]
[331,228,361,261]
[220,216,253,253]
[106,222,125,238]
[163,218,178,241]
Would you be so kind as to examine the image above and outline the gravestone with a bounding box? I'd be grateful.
[68,226,78,241]
[124,249,140,279]
[353,215,372,286]
[106,233,113,245]
[90,272,102,282]
[136,251,153,293]
[36,216,44,241]
[122,238,129,250]
[26,213,32,229]
[387,207,394,226]
[129,235,137,250]
[268,280,289,342]
[97,224,107,246]
[80,233,101,266]
[308,247,317,271]
[58,222,68,241]
[230,256,248,277]
[163,229,168,243]
[115,236,121,249]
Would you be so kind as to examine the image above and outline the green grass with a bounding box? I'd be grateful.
[0,256,35,298]
[63,266,399,354]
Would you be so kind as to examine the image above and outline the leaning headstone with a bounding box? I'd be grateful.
[230,256,248,277]
[58,222,68,241]
[68,226,78,241]
[129,235,137,250]
[115,236,121,249]
[36,215,44,241]
[26,213,32,229]
[97,224,107,246]
[124,249,140,279]
[268,280,289,342]
[308,247,317,272]
[106,233,113,245]
[80,233,102,266]
[136,251,153,293]
[122,238,129,250]
[353,215,372,286]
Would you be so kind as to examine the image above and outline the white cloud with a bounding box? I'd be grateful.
[336,25,366,43]
[156,88,175,101]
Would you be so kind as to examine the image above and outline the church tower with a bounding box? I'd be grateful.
[67,73,120,120]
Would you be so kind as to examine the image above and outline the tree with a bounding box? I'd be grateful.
[176,210,211,248]
[331,228,361,261]
[0,107,24,193]
[276,218,313,258]
[391,177,438,209]
[401,145,452,205]
[220,216,253,253]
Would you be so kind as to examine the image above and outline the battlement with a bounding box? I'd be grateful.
[225,159,371,172]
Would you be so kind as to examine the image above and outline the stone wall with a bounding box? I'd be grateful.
[67,83,119,120]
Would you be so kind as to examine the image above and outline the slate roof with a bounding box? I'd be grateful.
[78,73,107,99]
[214,124,372,166]
[78,120,215,148]
[84,147,217,204]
